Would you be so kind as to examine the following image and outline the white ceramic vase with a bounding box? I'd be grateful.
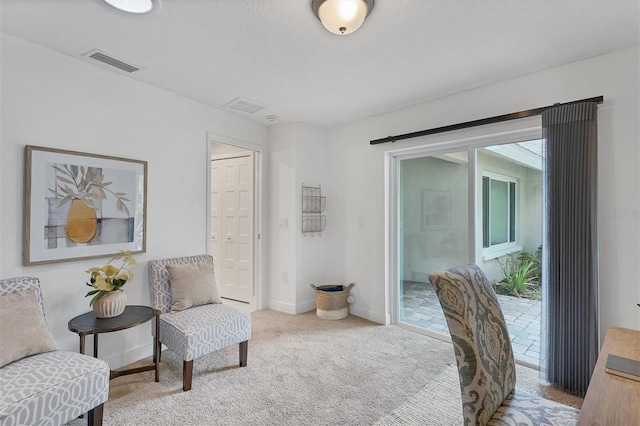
[92,290,127,318]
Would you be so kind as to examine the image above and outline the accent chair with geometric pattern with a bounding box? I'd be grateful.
[148,255,251,391]
[0,276,110,426]
[429,264,581,426]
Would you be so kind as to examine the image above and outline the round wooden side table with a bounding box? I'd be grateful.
[68,305,160,381]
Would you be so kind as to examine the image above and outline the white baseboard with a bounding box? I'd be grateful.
[267,298,318,315]
[348,305,386,325]
[267,299,297,314]
[267,298,386,324]
[106,343,153,370]
[296,299,316,314]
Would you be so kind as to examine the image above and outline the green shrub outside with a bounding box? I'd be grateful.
[493,245,542,299]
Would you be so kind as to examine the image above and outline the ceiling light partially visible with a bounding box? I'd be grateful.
[312,0,374,35]
[103,0,154,14]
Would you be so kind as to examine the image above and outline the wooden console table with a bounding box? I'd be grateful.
[578,326,640,425]
[68,305,160,382]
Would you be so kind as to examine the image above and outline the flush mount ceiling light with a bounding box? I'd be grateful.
[312,0,374,35]
[103,0,154,14]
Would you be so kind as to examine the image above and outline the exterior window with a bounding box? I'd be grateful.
[482,175,516,249]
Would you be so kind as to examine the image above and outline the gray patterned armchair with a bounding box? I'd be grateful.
[148,255,251,391]
[0,277,110,426]
[429,264,580,425]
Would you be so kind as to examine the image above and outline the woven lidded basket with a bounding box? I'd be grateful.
[310,283,355,320]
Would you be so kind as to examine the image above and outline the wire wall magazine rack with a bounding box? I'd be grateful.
[302,184,326,234]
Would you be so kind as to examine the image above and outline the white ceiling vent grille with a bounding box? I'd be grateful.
[224,98,266,114]
[82,49,141,73]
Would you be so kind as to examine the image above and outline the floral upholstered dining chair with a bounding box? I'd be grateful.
[429,264,580,425]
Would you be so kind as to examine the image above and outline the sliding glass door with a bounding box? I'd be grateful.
[395,138,543,367]
[398,151,469,336]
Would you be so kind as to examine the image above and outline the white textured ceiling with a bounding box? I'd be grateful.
[1,0,638,127]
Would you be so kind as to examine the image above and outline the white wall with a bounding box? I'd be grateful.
[295,125,345,311]
[266,124,298,312]
[266,123,344,314]
[327,46,640,337]
[0,34,267,368]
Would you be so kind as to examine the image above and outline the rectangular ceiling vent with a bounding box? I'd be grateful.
[224,97,266,114]
[82,49,142,73]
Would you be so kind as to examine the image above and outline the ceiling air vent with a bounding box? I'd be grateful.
[82,49,141,73]
[224,98,266,114]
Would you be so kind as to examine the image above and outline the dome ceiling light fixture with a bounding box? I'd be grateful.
[311,0,374,35]
[103,0,154,14]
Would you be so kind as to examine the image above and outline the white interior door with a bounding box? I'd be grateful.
[210,161,223,274]
[211,152,254,303]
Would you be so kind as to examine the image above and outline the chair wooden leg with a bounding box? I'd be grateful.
[239,340,248,367]
[87,403,104,426]
[183,360,193,391]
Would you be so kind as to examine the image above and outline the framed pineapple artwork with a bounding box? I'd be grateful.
[23,145,147,265]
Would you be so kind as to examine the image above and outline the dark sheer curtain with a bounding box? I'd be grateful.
[541,101,599,397]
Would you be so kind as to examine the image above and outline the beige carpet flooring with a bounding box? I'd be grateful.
[66,309,582,425]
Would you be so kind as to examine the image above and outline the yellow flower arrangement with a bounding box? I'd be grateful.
[85,250,136,306]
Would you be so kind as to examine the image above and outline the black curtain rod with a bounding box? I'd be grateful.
[369,95,604,145]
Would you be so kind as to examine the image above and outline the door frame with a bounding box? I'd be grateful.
[206,132,265,312]
[385,124,542,332]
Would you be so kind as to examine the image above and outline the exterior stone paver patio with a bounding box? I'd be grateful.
[400,280,541,366]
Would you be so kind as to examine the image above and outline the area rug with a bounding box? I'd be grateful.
[375,365,462,425]
[376,362,584,425]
